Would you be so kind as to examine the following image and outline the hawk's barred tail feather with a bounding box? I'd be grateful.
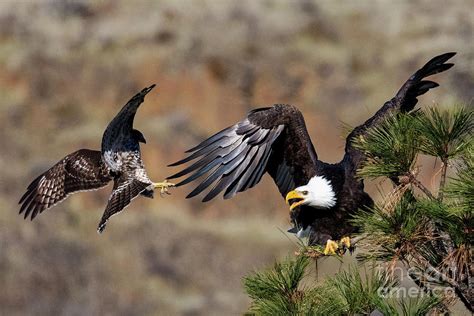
[97,177,151,234]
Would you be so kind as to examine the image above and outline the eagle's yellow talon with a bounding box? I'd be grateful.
[340,236,351,249]
[323,239,339,255]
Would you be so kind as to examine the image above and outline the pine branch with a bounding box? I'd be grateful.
[413,253,473,312]
[438,159,448,201]
[407,268,451,313]
[406,172,436,200]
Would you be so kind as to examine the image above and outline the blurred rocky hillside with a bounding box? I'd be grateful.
[0,0,472,315]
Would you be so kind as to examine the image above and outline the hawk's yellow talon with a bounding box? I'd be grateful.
[153,180,175,197]
[323,239,339,255]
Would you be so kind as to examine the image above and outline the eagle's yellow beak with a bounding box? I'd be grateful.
[286,190,305,210]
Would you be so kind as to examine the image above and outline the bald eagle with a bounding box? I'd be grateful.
[19,85,174,233]
[168,52,455,253]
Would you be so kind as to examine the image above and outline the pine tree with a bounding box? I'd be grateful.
[243,106,473,314]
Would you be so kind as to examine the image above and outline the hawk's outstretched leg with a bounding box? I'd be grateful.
[153,180,175,196]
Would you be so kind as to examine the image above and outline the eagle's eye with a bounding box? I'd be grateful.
[302,190,308,195]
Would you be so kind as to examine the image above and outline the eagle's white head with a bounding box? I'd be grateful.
[285,176,336,211]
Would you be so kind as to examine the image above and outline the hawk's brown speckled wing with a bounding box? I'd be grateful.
[19,149,112,220]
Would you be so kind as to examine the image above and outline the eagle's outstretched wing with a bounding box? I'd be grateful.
[97,171,150,233]
[19,149,112,220]
[168,104,318,201]
[343,52,456,172]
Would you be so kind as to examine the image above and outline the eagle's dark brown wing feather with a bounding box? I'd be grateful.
[19,149,112,220]
[343,52,456,173]
[97,174,150,233]
[168,104,318,201]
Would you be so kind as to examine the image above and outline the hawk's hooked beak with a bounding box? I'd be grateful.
[286,190,305,211]
[137,134,147,144]
[132,129,147,144]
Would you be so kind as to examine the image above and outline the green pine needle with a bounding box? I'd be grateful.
[416,106,473,160]
[243,261,442,315]
[393,294,443,316]
[444,146,474,217]
[353,113,420,179]
[243,255,310,314]
[328,265,398,315]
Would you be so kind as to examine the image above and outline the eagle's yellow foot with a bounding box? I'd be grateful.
[153,180,175,196]
[340,237,351,249]
[323,239,339,255]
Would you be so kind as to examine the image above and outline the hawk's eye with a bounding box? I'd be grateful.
[302,191,308,195]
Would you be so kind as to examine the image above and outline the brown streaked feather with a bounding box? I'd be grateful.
[19,149,112,220]
[97,175,150,233]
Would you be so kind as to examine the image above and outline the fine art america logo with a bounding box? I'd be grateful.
[376,266,455,299]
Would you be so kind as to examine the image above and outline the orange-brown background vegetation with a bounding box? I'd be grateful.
[0,1,472,315]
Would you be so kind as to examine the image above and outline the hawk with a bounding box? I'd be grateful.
[19,84,174,233]
[168,53,455,254]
